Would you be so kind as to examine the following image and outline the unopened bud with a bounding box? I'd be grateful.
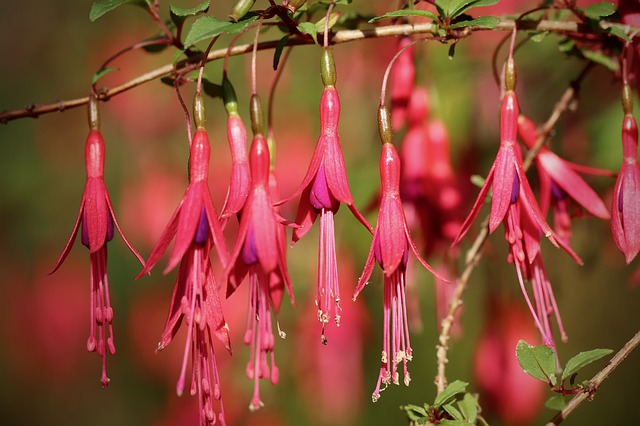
[194,94,206,129]
[229,0,256,21]
[321,48,337,87]
[250,94,265,136]
[622,83,634,115]
[505,57,516,92]
[222,76,239,116]
[377,104,393,145]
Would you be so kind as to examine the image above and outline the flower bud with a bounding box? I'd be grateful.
[250,94,265,136]
[285,0,307,12]
[229,0,255,21]
[222,76,239,116]
[193,93,206,129]
[321,48,336,87]
[377,105,393,145]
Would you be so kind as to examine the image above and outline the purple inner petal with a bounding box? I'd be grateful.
[81,218,89,248]
[241,227,258,265]
[510,170,520,204]
[194,207,209,245]
[550,180,566,201]
[619,187,624,213]
[106,214,114,243]
[310,162,340,213]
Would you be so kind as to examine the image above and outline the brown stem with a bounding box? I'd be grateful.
[1,19,635,124]
[435,64,593,394]
[546,330,640,426]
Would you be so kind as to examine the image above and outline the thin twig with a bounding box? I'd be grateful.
[546,330,640,426]
[434,65,593,394]
[1,19,635,124]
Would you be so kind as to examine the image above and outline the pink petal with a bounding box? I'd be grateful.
[204,268,232,353]
[378,197,407,276]
[164,184,203,273]
[275,135,324,207]
[489,146,516,233]
[452,165,495,246]
[324,134,356,205]
[538,151,610,219]
[49,194,85,274]
[203,192,230,268]
[621,164,640,262]
[354,234,378,300]
[252,188,278,274]
[84,179,110,253]
[105,191,145,268]
[136,199,182,278]
[292,186,317,243]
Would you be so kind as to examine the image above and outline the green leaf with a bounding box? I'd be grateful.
[434,380,468,407]
[402,404,429,423]
[516,340,557,385]
[583,1,616,20]
[369,9,439,23]
[581,49,618,72]
[92,67,119,84]
[273,35,289,70]
[447,16,500,29]
[529,31,549,43]
[298,22,319,44]
[605,25,633,42]
[90,0,146,22]
[443,403,464,421]
[170,0,210,27]
[224,13,259,34]
[545,394,567,411]
[562,348,613,381]
[184,16,231,47]
[315,11,341,33]
[439,420,474,426]
[457,393,478,423]
[437,0,499,19]
[202,78,222,99]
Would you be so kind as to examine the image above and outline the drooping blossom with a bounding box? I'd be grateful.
[278,48,371,344]
[220,77,250,225]
[612,90,640,263]
[517,114,610,244]
[224,114,295,411]
[50,109,144,387]
[137,97,231,426]
[353,115,445,401]
[453,58,580,347]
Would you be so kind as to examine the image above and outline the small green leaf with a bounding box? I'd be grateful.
[581,49,618,72]
[447,16,500,29]
[92,67,119,84]
[89,0,146,22]
[529,31,549,42]
[224,13,259,34]
[298,22,319,44]
[315,11,341,33]
[605,25,633,42]
[402,404,429,422]
[443,403,464,421]
[369,9,439,23]
[562,348,613,381]
[434,380,468,407]
[439,420,474,426]
[448,43,456,59]
[583,1,616,20]
[457,393,478,423]
[184,16,231,47]
[273,35,289,70]
[516,340,557,385]
[202,78,222,99]
[438,0,499,19]
[545,394,567,410]
[170,0,210,27]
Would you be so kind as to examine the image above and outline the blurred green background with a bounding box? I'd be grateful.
[0,1,639,425]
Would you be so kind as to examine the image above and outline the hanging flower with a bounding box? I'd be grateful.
[50,116,145,386]
[278,48,371,344]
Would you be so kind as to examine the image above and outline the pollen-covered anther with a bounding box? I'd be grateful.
[404,372,411,386]
[381,350,388,363]
[395,350,405,363]
[334,313,341,326]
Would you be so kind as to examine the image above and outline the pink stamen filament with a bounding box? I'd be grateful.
[317,209,341,344]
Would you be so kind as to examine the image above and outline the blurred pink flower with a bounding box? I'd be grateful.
[390,36,415,130]
[50,128,144,387]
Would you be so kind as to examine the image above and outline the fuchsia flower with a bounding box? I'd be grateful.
[137,113,231,426]
[278,49,371,343]
[50,126,144,387]
[353,137,444,403]
[453,59,581,347]
[517,114,610,244]
[224,131,294,412]
[612,111,640,263]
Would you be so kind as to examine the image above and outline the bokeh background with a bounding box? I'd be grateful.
[1,1,639,425]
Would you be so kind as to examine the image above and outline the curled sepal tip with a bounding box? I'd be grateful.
[88,94,100,130]
[222,77,239,116]
[377,104,393,145]
[250,94,265,136]
[505,57,516,92]
[622,83,634,115]
[229,0,255,22]
[194,94,206,129]
[321,48,336,87]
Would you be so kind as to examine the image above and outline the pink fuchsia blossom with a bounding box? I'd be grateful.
[353,139,445,403]
[50,127,144,387]
[612,111,640,263]
[278,49,371,344]
[517,114,610,244]
[224,133,295,412]
[137,114,231,426]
